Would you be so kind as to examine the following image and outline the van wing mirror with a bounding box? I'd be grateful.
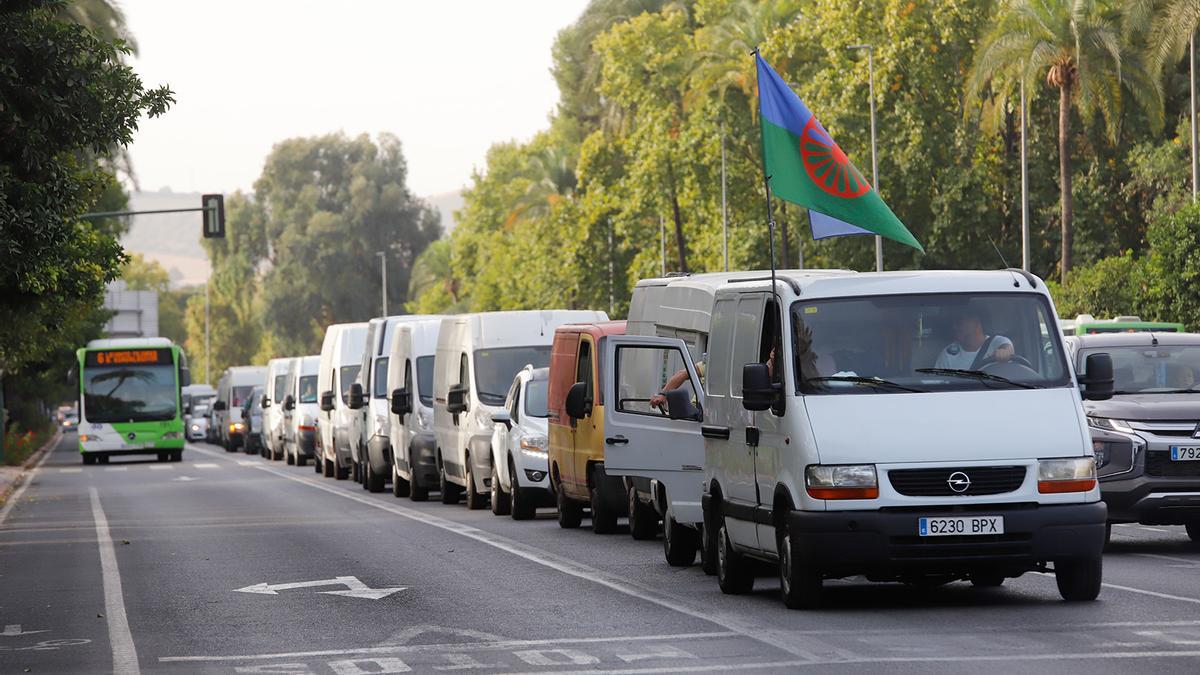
[491,410,512,430]
[664,387,701,421]
[347,382,365,410]
[284,394,295,411]
[565,381,591,420]
[447,383,469,414]
[391,387,412,416]
[260,394,271,409]
[213,400,227,411]
[741,363,780,412]
[1080,352,1114,401]
[320,390,335,412]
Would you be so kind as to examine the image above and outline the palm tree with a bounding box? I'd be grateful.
[504,145,579,229]
[969,0,1163,281]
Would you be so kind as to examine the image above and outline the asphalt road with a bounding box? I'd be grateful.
[4,433,1200,674]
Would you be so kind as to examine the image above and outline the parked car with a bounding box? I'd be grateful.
[432,310,608,509]
[242,385,265,456]
[1066,331,1200,544]
[285,355,321,468]
[546,320,629,533]
[605,269,1112,609]
[490,366,551,519]
[261,358,292,461]
[386,317,444,501]
[214,366,268,452]
[316,322,368,479]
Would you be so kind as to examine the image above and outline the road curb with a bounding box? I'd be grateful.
[0,427,62,509]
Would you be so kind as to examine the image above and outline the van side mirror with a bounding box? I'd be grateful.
[492,410,512,430]
[565,381,591,420]
[664,388,701,421]
[1080,352,1115,401]
[260,394,271,409]
[213,400,227,411]
[320,390,335,412]
[391,388,412,417]
[284,394,295,411]
[347,383,365,410]
[742,363,779,412]
[447,383,469,414]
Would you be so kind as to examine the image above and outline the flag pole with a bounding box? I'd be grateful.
[1020,62,1030,271]
[763,176,778,296]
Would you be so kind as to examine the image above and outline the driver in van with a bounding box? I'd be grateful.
[935,310,1014,370]
[649,356,705,410]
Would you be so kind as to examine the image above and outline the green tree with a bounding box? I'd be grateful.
[120,253,193,352]
[970,0,1163,280]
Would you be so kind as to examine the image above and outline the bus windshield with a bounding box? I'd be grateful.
[84,364,178,422]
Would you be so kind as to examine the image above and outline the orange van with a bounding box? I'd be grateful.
[547,321,631,533]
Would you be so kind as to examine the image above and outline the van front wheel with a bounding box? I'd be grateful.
[778,528,822,609]
[1055,555,1103,602]
[556,483,583,528]
[465,457,487,510]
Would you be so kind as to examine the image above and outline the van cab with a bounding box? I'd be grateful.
[606,270,1113,609]
[317,322,368,479]
[433,310,608,509]
[386,317,443,501]
[261,357,292,461]
[285,355,321,467]
[214,366,268,452]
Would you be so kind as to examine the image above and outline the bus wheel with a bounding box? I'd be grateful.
[83,454,95,466]
[157,452,167,462]
[171,450,183,462]
[98,454,110,464]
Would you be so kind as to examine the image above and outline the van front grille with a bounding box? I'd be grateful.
[888,466,1026,497]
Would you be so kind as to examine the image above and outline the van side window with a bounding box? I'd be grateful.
[576,339,594,405]
[760,300,783,386]
[403,360,413,403]
[730,296,763,396]
[458,353,469,390]
[707,299,736,396]
[511,384,522,425]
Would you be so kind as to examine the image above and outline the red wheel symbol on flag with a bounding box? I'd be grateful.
[799,116,871,198]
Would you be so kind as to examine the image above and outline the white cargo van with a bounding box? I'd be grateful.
[316,322,368,479]
[604,270,1112,609]
[260,357,292,461]
[285,355,321,467]
[385,317,443,501]
[433,310,608,508]
[214,366,268,452]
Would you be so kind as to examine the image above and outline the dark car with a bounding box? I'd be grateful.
[241,386,265,456]
[1067,332,1200,543]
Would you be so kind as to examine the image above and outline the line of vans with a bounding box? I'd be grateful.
[219,267,1119,610]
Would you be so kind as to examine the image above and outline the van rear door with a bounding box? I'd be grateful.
[602,335,706,524]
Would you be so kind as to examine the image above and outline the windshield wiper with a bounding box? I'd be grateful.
[915,368,1040,390]
[807,376,925,393]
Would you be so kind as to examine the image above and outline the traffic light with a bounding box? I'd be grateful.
[202,194,225,238]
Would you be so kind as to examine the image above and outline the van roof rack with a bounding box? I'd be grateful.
[727,275,802,294]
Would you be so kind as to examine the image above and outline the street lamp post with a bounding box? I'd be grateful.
[376,251,388,317]
[1192,34,1197,202]
[848,44,882,272]
[1021,64,1030,272]
[721,129,729,272]
[204,281,210,384]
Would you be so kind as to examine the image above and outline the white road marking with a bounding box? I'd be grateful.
[147,465,172,471]
[235,575,406,600]
[329,657,412,674]
[104,467,129,472]
[237,460,259,466]
[0,435,57,526]
[171,476,199,482]
[59,468,82,473]
[1,624,49,637]
[1033,571,1200,605]
[1135,553,1200,565]
[1138,526,1169,533]
[160,632,737,663]
[89,487,140,674]
[193,463,219,469]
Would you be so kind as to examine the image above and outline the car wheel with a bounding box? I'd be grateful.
[1103,522,1113,551]
[323,457,334,478]
[409,449,429,502]
[556,479,583,528]
[664,513,699,566]
[716,517,754,595]
[628,486,659,541]
[465,457,486,510]
[366,461,385,493]
[778,527,822,609]
[510,459,535,521]
[700,513,718,576]
[1186,521,1200,543]
[589,467,618,534]
[439,459,461,504]
[1055,556,1103,602]
[490,464,511,516]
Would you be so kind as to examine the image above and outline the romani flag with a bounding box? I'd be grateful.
[755,52,923,252]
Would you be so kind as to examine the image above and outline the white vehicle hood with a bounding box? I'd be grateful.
[802,387,1089,465]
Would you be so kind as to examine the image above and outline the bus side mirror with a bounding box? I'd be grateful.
[320,391,335,412]
[1080,352,1114,401]
[565,381,591,419]
[348,383,365,410]
[391,388,411,417]
[180,367,191,387]
[284,394,295,411]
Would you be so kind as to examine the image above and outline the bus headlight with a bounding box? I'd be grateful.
[162,432,183,440]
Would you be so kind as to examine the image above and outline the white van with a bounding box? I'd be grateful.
[214,365,268,452]
[316,322,368,479]
[284,355,321,467]
[384,317,443,501]
[433,310,608,508]
[260,357,292,461]
[603,270,1112,608]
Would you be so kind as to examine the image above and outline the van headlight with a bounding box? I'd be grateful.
[805,464,878,500]
[1087,417,1134,433]
[1038,458,1097,493]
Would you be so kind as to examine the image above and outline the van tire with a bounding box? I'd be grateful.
[351,459,360,484]
[365,461,385,493]
[335,461,349,480]
[628,487,659,541]
[716,519,754,595]
[392,465,411,498]
[439,461,461,504]
[700,519,718,575]
[465,456,487,510]
[590,473,618,534]
[1055,555,1103,602]
[664,515,699,566]
[778,528,822,609]
[510,459,535,520]
[490,465,511,516]
[323,457,334,478]
[1186,521,1200,543]
[557,484,583,528]
[286,449,295,465]
[409,449,429,501]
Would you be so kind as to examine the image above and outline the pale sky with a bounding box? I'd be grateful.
[123,0,590,197]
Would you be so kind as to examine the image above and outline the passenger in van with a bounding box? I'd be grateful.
[934,310,1014,370]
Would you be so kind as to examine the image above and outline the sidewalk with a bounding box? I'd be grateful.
[0,428,62,510]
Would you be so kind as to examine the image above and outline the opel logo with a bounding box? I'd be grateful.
[947,471,971,493]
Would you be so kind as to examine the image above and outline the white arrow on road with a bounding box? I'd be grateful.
[234,576,406,600]
[171,476,198,482]
[2,625,50,637]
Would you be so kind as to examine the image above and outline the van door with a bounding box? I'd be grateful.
[602,336,705,524]
[570,336,596,497]
[723,293,768,549]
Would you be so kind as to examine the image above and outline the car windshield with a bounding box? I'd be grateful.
[373,357,389,398]
[1081,344,1200,393]
[524,379,549,418]
[791,293,1070,395]
[340,365,361,403]
[416,356,435,406]
[474,346,552,405]
[298,375,318,403]
[83,364,178,422]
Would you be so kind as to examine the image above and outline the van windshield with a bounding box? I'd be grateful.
[474,346,551,405]
[791,293,1070,395]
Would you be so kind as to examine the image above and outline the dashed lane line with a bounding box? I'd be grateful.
[147,465,173,471]
[90,487,140,674]
[192,463,219,469]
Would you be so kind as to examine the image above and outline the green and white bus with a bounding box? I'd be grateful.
[76,337,190,464]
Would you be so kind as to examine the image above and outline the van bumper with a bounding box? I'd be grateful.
[788,502,1107,578]
[367,435,391,474]
[1101,475,1200,525]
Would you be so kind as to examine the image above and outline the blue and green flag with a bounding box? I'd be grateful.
[756,52,923,252]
